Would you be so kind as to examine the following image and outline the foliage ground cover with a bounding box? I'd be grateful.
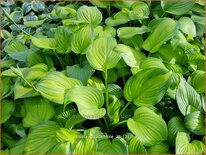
[1,0,205,154]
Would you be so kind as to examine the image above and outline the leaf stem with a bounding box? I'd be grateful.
[107,2,111,17]
[119,101,131,116]
[79,54,82,67]
[105,69,109,114]
[54,51,64,69]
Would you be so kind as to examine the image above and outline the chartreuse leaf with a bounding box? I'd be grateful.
[161,1,195,15]
[36,72,82,104]
[73,128,101,154]
[176,132,205,154]
[115,44,146,68]
[168,117,188,145]
[21,97,55,127]
[188,70,205,93]
[86,37,121,72]
[97,137,128,154]
[24,121,60,154]
[55,128,81,143]
[176,79,202,116]
[49,142,72,154]
[124,68,172,106]
[77,5,102,26]
[143,18,178,53]
[105,11,129,27]
[127,107,168,146]
[184,111,205,135]
[147,143,169,154]
[108,96,121,125]
[31,36,56,49]
[178,17,196,38]
[89,0,109,8]
[139,57,168,70]
[128,136,147,154]
[55,26,72,54]
[117,26,150,39]
[71,25,92,54]
[1,100,15,124]
[94,26,116,38]
[108,84,123,99]
[87,76,105,91]
[64,86,106,119]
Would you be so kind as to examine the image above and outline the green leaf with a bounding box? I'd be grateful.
[176,79,202,116]
[55,26,72,54]
[108,84,123,99]
[89,1,109,8]
[86,37,121,72]
[124,68,172,106]
[1,100,15,124]
[10,137,27,154]
[55,128,81,143]
[168,116,188,145]
[24,19,45,27]
[73,128,99,154]
[2,77,13,99]
[105,11,129,27]
[65,111,86,129]
[49,142,72,154]
[139,57,167,70]
[36,72,82,104]
[108,96,121,125]
[31,1,45,12]
[31,36,56,49]
[176,132,205,154]
[161,1,195,15]
[127,107,168,146]
[64,86,106,119]
[21,97,55,127]
[117,26,150,39]
[67,63,95,85]
[184,111,205,135]
[77,5,102,26]
[115,44,146,68]
[128,136,147,154]
[87,77,105,91]
[94,26,116,38]
[71,25,92,54]
[188,70,205,93]
[178,17,196,37]
[97,138,128,154]
[147,143,169,154]
[143,18,178,53]
[24,121,60,154]
[4,39,29,62]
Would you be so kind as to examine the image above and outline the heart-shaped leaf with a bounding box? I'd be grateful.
[127,107,168,146]
[124,68,172,106]
[86,37,121,72]
[175,132,205,154]
[64,86,106,119]
[178,17,196,37]
[77,5,102,26]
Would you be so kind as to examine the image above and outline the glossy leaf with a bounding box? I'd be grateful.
[188,70,205,93]
[178,17,196,37]
[168,116,188,145]
[86,37,121,72]
[161,1,195,15]
[31,36,56,49]
[176,79,202,116]
[114,44,146,68]
[24,121,60,154]
[128,136,147,154]
[143,18,178,53]
[77,5,102,26]
[147,143,169,154]
[108,96,121,125]
[64,86,106,119]
[127,107,168,146]
[71,25,92,54]
[49,142,72,154]
[124,68,172,106]
[176,132,205,154]
[21,97,55,127]
[184,111,205,135]
[55,26,72,54]
[36,72,82,104]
